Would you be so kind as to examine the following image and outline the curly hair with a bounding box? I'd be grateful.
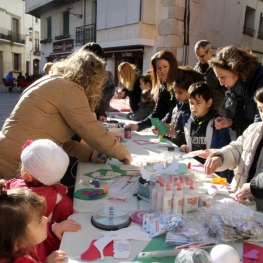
[209,45,258,83]
[50,50,107,112]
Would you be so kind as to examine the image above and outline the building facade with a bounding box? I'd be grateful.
[25,0,263,80]
[0,0,41,81]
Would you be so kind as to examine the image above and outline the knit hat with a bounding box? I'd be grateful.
[21,139,69,186]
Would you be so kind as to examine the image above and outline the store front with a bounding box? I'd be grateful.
[49,39,74,61]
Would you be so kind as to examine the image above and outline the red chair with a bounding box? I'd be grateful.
[2,78,15,92]
[17,79,28,93]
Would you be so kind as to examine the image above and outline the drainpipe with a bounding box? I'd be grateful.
[29,16,34,75]
[182,0,190,65]
[83,0,86,26]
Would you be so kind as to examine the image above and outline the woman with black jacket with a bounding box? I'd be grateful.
[127,50,203,132]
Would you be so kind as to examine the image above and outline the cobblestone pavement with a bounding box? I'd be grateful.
[0,84,20,129]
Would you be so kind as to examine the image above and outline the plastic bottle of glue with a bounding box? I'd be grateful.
[162,183,173,214]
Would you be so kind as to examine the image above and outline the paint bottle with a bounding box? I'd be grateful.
[151,181,160,209]
[155,181,164,212]
[162,183,173,214]
[124,127,131,139]
[172,182,183,214]
[183,182,199,216]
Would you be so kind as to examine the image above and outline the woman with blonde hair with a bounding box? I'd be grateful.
[0,49,132,181]
[116,62,142,112]
[128,50,203,132]
[209,45,263,138]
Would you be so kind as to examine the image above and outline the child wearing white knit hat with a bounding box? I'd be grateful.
[5,139,73,222]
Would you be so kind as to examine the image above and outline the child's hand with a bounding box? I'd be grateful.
[180,145,189,153]
[45,251,67,263]
[166,127,177,137]
[52,219,81,240]
[151,126,158,135]
[115,91,125,99]
[126,124,139,131]
[198,149,215,159]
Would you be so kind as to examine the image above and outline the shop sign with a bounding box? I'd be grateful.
[53,40,74,53]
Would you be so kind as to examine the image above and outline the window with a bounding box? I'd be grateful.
[12,18,19,42]
[63,11,69,35]
[243,6,255,37]
[13,53,21,71]
[35,17,38,23]
[47,17,51,38]
[258,13,263,40]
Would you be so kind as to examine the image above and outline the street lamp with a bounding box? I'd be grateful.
[65,0,82,19]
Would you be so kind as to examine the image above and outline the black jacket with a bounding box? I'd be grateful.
[122,76,142,112]
[137,69,204,131]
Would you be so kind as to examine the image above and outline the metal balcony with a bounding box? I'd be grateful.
[0,27,25,44]
[75,23,96,46]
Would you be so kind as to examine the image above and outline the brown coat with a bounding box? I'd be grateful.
[0,76,129,179]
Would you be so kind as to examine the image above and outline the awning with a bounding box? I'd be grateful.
[49,51,72,59]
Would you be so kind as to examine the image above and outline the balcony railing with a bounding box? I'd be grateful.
[40,38,52,44]
[55,34,70,40]
[243,26,255,37]
[75,23,96,46]
[0,27,25,44]
[258,30,263,40]
[33,46,41,56]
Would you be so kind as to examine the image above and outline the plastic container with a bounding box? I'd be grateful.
[155,182,164,212]
[173,183,184,214]
[162,183,173,214]
[183,182,199,216]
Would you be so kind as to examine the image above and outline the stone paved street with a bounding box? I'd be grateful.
[0,84,20,129]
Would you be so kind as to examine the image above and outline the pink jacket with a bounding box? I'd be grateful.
[5,179,73,222]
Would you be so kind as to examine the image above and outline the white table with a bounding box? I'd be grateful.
[60,113,263,262]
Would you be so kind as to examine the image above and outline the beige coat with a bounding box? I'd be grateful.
[0,76,129,179]
[209,122,263,188]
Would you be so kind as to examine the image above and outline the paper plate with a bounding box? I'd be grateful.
[74,188,106,200]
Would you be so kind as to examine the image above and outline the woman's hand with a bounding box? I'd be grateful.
[91,150,107,163]
[98,115,107,122]
[198,149,216,159]
[151,126,158,135]
[126,124,139,131]
[204,156,223,175]
[214,117,233,129]
[110,132,123,141]
[235,183,253,202]
[166,127,177,137]
[45,251,67,263]
[119,152,133,164]
[52,219,81,240]
[180,145,189,153]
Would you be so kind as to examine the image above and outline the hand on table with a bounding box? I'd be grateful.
[45,251,67,263]
[115,91,125,99]
[180,144,189,153]
[204,156,223,175]
[126,124,139,131]
[91,150,107,163]
[198,149,216,159]
[98,115,107,122]
[110,132,123,141]
[234,183,253,202]
[52,219,81,240]
[151,126,158,135]
[119,152,133,164]
[166,127,177,137]
[214,117,233,130]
